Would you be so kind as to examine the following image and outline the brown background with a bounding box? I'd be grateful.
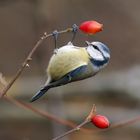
[0,0,140,140]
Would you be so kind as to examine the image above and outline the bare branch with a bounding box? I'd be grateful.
[0,73,7,87]
[109,116,140,130]
[52,104,96,140]
[4,96,89,133]
[4,96,76,127]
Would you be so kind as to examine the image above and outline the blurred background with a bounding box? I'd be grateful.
[0,0,140,140]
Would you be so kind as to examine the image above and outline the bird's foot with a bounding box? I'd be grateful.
[54,48,59,54]
[71,24,78,43]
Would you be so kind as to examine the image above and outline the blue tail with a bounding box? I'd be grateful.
[30,86,50,102]
[30,65,88,102]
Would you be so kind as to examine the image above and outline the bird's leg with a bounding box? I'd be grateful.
[71,24,78,43]
[52,30,59,54]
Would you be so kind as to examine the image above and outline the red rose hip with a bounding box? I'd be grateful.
[79,20,103,34]
[91,115,110,129]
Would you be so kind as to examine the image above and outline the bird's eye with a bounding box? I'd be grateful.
[93,45,100,51]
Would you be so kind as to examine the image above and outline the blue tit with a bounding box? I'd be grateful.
[30,41,110,102]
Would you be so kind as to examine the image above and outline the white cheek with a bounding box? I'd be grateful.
[87,47,104,60]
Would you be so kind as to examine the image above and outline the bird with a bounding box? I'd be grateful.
[30,41,110,102]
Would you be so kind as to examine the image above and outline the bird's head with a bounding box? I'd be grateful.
[86,41,110,69]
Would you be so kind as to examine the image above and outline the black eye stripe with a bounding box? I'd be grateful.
[92,45,100,51]
[91,45,107,59]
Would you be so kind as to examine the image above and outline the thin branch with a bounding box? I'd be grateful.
[4,94,140,135]
[52,104,140,140]
[0,73,7,87]
[109,115,140,130]
[52,119,90,140]
[3,90,140,137]
[52,104,96,140]
[0,72,89,133]
[4,96,89,133]
[0,28,73,98]
[85,114,140,134]
[4,96,75,127]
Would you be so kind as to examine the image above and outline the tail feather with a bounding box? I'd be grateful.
[30,86,50,102]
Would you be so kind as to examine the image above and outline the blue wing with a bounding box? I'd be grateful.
[30,65,88,102]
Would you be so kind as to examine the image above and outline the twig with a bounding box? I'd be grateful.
[3,89,140,137]
[109,115,140,130]
[52,120,90,140]
[0,72,89,132]
[52,104,96,140]
[0,73,7,87]
[85,114,140,134]
[52,104,140,140]
[0,69,77,128]
[0,28,73,98]
[4,95,76,128]
[4,94,140,135]
[4,96,90,133]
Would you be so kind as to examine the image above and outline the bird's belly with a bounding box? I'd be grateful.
[47,47,89,80]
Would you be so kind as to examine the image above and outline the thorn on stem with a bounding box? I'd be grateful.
[41,36,44,40]
[76,127,80,131]
[44,32,47,36]
[26,64,30,67]
[27,58,32,61]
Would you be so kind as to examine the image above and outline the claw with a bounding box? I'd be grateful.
[54,48,58,54]
[71,24,78,43]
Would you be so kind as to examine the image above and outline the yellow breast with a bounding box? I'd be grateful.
[47,46,89,80]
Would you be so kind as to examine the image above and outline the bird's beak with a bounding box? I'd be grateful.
[85,41,91,46]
